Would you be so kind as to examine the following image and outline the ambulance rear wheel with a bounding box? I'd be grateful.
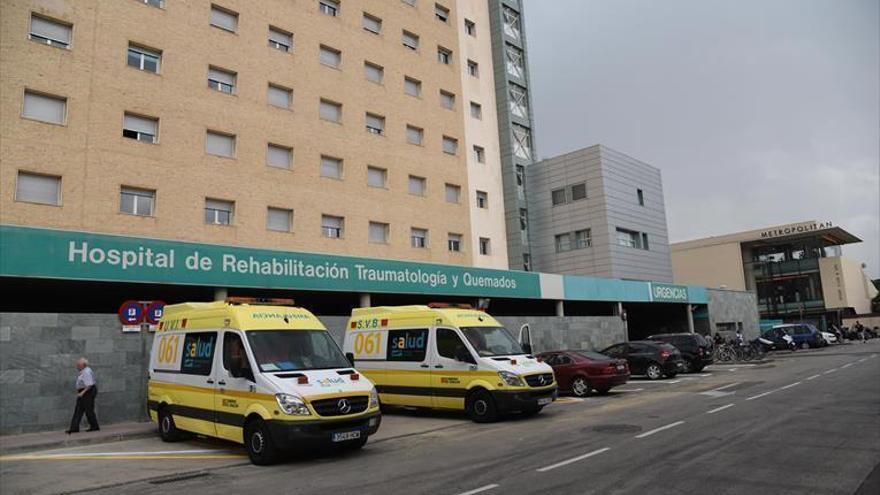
[466,390,498,423]
[158,407,184,442]
[244,419,279,465]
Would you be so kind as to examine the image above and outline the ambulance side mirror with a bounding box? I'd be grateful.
[521,343,533,355]
[345,352,356,367]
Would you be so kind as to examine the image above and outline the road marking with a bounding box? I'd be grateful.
[555,397,583,404]
[824,368,838,374]
[745,390,776,401]
[778,381,801,390]
[841,363,853,369]
[455,484,499,495]
[536,447,610,472]
[706,403,735,414]
[0,453,245,462]
[634,421,685,439]
[858,358,867,363]
[634,380,680,384]
[709,382,741,392]
[806,374,821,381]
[616,388,644,392]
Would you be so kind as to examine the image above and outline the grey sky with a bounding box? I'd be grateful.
[524,0,879,277]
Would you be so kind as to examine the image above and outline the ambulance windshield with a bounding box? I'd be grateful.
[460,326,524,357]
[247,330,350,372]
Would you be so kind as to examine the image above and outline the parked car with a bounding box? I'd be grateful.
[774,323,824,349]
[645,333,713,373]
[537,350,630,397]
[599,341,684,380]
[819,330,838,345]
[759,327,796,351]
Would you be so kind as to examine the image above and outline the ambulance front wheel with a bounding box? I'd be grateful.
[466,389,498,423]
[244,418,279,466]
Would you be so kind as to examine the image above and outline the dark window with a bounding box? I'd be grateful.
[181,332,217,375]
[570,183,586,201]
[436,328,467,360]
[558,355,572,365]
[222,332,249,373]
[387,328,428,361]
[637,188,645,206]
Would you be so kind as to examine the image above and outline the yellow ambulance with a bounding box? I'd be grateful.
[342,304,557,422]
[147,298,381,465]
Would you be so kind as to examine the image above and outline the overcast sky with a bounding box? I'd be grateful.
[524,0,879,277]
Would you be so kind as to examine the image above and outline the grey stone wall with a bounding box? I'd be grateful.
[0,313,624,435]
[707,289,760,339]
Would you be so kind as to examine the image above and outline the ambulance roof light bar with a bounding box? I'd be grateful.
[226,297,296,306]
[427,302,474,309]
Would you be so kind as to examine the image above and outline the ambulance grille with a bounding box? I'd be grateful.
[310,396,369,417]
[525,373,554,387]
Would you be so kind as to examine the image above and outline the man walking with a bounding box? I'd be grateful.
[66,357,100,433]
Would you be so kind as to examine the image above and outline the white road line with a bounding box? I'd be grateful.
[632,380,680,385]
[706,403,735,414]
[824,368,838,374]
[745,390,776,401]
[455,484,499,495]
[709,382,741,392]
[778,381,801,390]
[535,447,611,472]
[806,374,821,381]
[841,363,853,369]
[616,388,644,392]
[858,358,867,363]
[634,421,685,439]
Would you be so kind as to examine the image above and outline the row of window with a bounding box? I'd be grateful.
[555,229,592,253]
[551,182,587,206]
[13,171,493,254]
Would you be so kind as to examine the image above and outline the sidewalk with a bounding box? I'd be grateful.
[0,421,156,455]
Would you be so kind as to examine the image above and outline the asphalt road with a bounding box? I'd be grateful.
[2,341,878,495]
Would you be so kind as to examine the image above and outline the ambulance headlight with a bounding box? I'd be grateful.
[369,387,380,409]
[498,371,525,387]
[275,393,311,416]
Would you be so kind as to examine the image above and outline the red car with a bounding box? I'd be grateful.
[537,350,630,397]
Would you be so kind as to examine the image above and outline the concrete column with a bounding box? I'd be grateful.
[618,302,629,341]
[359,293,371,308]
[214,287,228,301]
[555,300,565,317]
[686,304,695,334]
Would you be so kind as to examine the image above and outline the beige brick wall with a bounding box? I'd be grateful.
[1,0,476,265]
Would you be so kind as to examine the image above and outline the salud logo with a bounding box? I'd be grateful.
[337,398,352,414]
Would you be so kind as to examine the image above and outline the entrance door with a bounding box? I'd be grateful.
[430,327,475,410]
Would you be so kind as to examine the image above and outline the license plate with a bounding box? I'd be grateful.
[616,365,625,371]
[538,397,552,406]
[676,362,684,368]
[332,430,361,442]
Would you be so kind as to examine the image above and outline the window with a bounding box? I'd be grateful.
[210,5,238,32]
[266,207,292,232]
[437,46,452,64]
[365,113,385,135]
[320,155,343,179]
[642,233,650,250]
[479,238,490,255]
[575,229,591,249]
[519,208,528,231]
[363,13,382,34]
[509,83,529,118]
[571,182,587,201]
[448,233,462,252]
[319,45,341,67]
[319,99,342,122]
[402,30,419,50]
[523,253,531,271]
[267,84,292,109]
[439,90,455,109]
[139,0,165,7]
[435,4,450,22]
[122,113,158,143]
[207,66,236,93]
[411,228,427,248]
[502,6,521,41]
[127,44,161,73]
[404,77,421,97]
[205,198,234,225]
[387,328,428,361]
[470,101,482,119]
[551,188,566,206]
[364,62,384,83]
[476,190,487,208]
[321,215,344,238]
[467,60,479,77]
[464,19,476,36]
[367,166,387,187]
[120,186,155,216]
[180,333,217,375]
[637,188,645,206]
[369,222,389,244]
[401,0,417,6]
[268,26,292,52]
[319,0,339,16]
[222,332,246,373]
[408,175,426,196]
[436,328,466,360]
[16,172,60,205]
[555,233,571,253]
[616,228,641,249]
[206,130,235,157]
[442,136,458,155]
[267,144,292,169]
[406,125,423,145]
[29,14,71,48]
[473,145,485,163]
[516,165,525,199]
[505,43,524,79]
[445,183,460,203]
[22,91,66,124]
[512,124,532,159]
